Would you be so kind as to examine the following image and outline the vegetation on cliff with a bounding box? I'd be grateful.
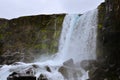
[90,0,120,80]
[0,14,65,64]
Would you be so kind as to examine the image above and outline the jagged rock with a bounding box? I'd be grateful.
[7,76,36,80]
[59,66,68,79]
[59,59,82,80]
[0,65,2,68]
[0,52,24,65]
[90,0,120,79]
[63,59,74,67]
[7,72,36,80]
[12,62,26,65]
[0,56,4,64]
[80,60,97,71]
[45,66,51,72]
[0,14,65,65]
[38,74,48,80]
[25,68,34,76]
[8,72,19,77]
[32,64,39,68]
[59,59,74,79]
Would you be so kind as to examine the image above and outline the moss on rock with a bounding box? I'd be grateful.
[90,0,120,80]
[0,14,65,64]
[96,2,106,59]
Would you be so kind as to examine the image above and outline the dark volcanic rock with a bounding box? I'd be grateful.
[1,52,25,64]
[45,66,51,72]
[90,0,120,80]
[59,59,82,80]
[7,70,36,80]
[38,74,48,80]
[80,60,97,71]
[7,76,36,80]
[59,59,74,79]
[0,14,65,64]
[59,66,69,79]
[63,59,74,67]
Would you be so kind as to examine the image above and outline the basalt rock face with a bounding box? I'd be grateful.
[90,0,120,80]
[0,14,65,64]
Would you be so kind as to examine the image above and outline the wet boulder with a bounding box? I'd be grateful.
[7,65,37,80]
[59,59,82,80]
[45,66,51,72]
[0,65,3,68]
[63,58,74,67]
[7,76,36,80]
[80,60,97,71]
[59,66,68,79]
[7,72,20,79]
[7,72,36,80]
[38,74,48,80]
[59,59,74,79]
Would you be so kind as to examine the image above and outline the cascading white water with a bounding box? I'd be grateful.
[57,9,98,63]
[0,9,98,80]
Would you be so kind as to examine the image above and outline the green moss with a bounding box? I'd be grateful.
[53,41,58,47]
[97,2,106,29]
[34,44,41,49]
[43,35,47,40]
[98,24,102,29]
[0,14,65,58]
[0,34,3,40]
[91,1,120,80]
[0,23,7,29]
[41,44,47,49]
[96,2,106,58]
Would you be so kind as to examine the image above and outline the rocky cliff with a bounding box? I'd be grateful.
[90,0,120,80]
[0,14,65,64]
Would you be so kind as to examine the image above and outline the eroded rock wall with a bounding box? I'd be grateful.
[0,14,65,64]
[90,0,120,80]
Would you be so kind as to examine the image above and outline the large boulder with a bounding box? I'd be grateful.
[7,72,36,80]
[59,59,82,80]
[38,74,48,80]
[80,60,98,71]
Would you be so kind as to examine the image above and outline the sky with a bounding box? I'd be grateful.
[0,0,104,19]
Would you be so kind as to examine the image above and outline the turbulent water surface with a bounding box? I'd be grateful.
[0,9,98,80]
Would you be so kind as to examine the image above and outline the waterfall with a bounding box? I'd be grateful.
[57,9,98,63]
[0,9,98,80]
